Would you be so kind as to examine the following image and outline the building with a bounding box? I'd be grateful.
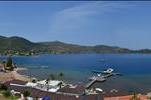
[104,94,148,100]
[35,80,62,92]
[4,79,103,100]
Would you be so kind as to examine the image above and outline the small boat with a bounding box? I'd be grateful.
[103,68,114,74]
[92,68,114,74]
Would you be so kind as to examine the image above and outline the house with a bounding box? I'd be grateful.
[104,94,148,100]
[4,79,103,100]
[34,80,62,92]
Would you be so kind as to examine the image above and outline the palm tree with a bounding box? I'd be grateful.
[58,82,63,89]
[58,72,64,80]
[58,72,64,88]
[45,74,56,91]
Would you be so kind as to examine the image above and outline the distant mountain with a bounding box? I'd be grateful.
[0,35,150,54]
[0,36,36,52]
[93,45,131,53]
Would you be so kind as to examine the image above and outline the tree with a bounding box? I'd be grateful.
[58,82,63,89]
[58,72,64,88]
[23,91,31,97]
[58,72,64,80]
[6,56,14,71]
[6,56,12,67]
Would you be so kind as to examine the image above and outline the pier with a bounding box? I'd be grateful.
[103,73,113,78]
[85,76,106,89]
[85,73,117,89]
[85,67,121,89]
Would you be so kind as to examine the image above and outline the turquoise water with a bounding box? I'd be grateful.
[1,54,151,93]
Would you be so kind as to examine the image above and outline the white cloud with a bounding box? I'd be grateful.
[48,1,137,35]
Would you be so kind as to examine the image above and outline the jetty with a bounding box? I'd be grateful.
[85,76,106,89]
[86,73,118,89]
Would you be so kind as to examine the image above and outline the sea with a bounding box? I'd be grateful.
[1,54,151,94]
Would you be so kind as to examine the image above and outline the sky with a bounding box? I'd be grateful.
[0,1,151,49]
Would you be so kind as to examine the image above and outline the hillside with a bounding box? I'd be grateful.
[0,36,150,55]
[0,36,36,52]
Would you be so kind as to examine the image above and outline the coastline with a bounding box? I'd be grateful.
[0,67,32,83]
[12,67,32,82]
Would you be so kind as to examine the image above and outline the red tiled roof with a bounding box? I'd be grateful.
[4,79,103,100]
[104,94,148,100]
[58,85,85,94]
[4,79,27,86]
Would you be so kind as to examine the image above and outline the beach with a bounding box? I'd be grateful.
[0,67,31,83]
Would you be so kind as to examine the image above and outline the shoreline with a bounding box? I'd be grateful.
[1,67,151,97]
[12,67,32,82]
[0,65,151,95]
[0,67,33,83]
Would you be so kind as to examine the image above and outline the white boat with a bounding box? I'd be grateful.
[92,68,114,74]
[103,68,114,74]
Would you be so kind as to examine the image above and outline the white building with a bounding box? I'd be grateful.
[26,80,62,93]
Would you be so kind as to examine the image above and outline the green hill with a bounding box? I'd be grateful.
[0,36,36,52]
[0,35,150,55]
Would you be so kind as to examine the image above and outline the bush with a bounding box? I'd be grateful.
[32,79,36,83]
[0,84,8,90]
[3,90,11,97]
[23,91,30,97]
[6,56,14,71]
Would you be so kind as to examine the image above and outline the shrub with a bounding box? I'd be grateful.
[3,90,11,97]
[32,79,36,83]
[23,91,30,97]
[0,84,8,90]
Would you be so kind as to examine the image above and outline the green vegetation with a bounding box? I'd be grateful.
[32,79,37,83]
[5,56,14,71]
[0,35,151,55]
[23,90,31,97]
[3,90,11,97]
[0,84,8,91]
[58,72,64,80]
[0,84,18,100]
